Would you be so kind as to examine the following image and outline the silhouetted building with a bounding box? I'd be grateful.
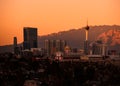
[84,21,90,55]
[44,39,50,55]
[44,40,66,55]
[14,37,17,47]
[13,37,19,54]
[50,40,56,55]
[84,40,89,54]
[23,27,38,50]
[56,40,61,52]
[90,41,107,55]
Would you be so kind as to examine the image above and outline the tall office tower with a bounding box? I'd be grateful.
[50,40,56,55]
[44,39,67,55]
[56,40,62,52]
[84,21,90,55]
[13,37,18,54]
[44,40,50,55]
[13,37,20,54]
[55,40,66,52]
[84,40,89,54]
[14,37,17,48]
[23,27,38,50]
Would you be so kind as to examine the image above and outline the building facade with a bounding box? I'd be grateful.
[91,41,107,56]
[84,40,89,55]
[44,39,66,55]
[23,27,38,50]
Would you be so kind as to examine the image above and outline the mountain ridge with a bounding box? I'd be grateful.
[0,25,120,53]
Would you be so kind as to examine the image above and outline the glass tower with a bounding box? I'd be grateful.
[23,27,38,50]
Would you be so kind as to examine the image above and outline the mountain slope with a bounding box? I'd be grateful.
[0,25,120,53]
[38,25,117,49]
[98,29,120,45]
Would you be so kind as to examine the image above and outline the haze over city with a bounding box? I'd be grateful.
[0,0,120,46]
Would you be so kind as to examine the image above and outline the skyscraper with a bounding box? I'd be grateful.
[23,27,38,50]
[14,37,17,48]
[13,37,20,54]
[44,39,67,55]
[13,37,18,54]
[56,40,61,52]
[44,39,50,55]
[50,40,56,55]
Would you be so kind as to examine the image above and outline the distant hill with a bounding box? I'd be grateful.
[38,25,120,49]
[0,25,120,53]
[97,29,120,45]
[97,28,120,51]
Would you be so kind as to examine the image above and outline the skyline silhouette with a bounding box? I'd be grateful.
[0,25,120,54]
[0,0,120,46]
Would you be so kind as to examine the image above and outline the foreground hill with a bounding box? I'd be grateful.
[0,25,120,53]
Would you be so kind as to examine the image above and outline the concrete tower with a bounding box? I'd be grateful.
[85,20,89,41]
[84,20,90,55]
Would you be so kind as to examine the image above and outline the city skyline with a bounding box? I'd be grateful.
[0,0,120,46]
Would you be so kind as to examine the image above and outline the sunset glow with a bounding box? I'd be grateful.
[0,0,120,46]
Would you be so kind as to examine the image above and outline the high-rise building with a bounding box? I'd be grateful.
[84,40,89,54]
[23,27,38,50]
[14,37,17,48]
[13,37,17,54]
[13,37,20,54]
[44,39,50,55]
[50,40,56,55]
[44,40,66,55]
[56,40,61,52]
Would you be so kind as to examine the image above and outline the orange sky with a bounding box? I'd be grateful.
[0,0,120,46]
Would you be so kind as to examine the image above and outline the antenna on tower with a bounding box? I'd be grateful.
[87,18,88,26]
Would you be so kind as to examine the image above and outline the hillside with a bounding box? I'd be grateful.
[98,29,120,45]
[38,25,119,49]
[0,25,120,53]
